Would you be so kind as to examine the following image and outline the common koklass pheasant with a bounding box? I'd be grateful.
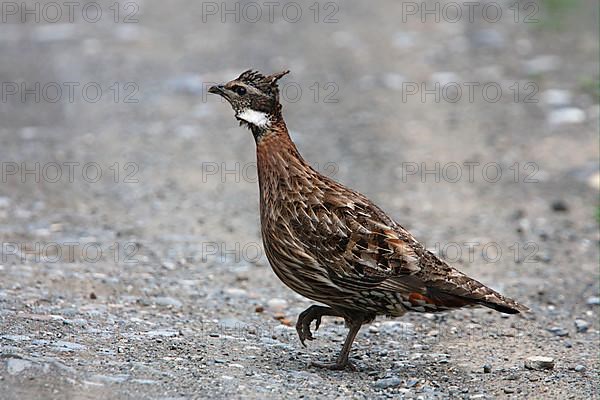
[209,70,528,371]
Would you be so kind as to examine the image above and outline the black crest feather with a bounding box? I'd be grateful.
[237,69,290,96]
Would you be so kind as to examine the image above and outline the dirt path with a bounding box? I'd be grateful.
[0,1,598,398]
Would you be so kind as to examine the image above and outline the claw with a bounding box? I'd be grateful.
[302,321,315,341]
[296,325,308,347]
[314,315,322,331]
[295,305,344,350]
[296,316,315,347]
[310,360,356,371]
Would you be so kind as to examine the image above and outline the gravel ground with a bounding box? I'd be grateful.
[0,1,599,399]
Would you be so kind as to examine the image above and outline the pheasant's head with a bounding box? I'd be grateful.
[209,69,289,132]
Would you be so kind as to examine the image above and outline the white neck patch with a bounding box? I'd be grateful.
[237,109,271,128]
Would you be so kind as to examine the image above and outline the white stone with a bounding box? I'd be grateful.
[224,288,248,297]
[524,55,561,75]
[548,108,585,125]
[525,356,555,370]
[542,90,572,107]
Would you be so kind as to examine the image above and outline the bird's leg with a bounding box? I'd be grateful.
[295,305,344,346]
[310,317,363,371]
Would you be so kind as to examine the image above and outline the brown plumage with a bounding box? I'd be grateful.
[209,70,528,370]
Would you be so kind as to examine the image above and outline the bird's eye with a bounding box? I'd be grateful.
[234,86,247,96]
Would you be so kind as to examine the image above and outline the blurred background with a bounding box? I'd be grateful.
[0,0,598,398]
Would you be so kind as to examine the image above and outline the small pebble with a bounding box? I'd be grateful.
[547,327,569,337]
[273,312,286,321]
[374,376,402,389]
[483,364,492,373]
[525,356,555,370]
[550,200,569,212]
[224,288,247,297]
[504,387,515,394]
[541,89,572,107]
[161,261,176,270]
[586,297,600,306]
[574,365,586,372]
[574,319,589,333]
[548,108,586,125]
[406,378,419,388]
